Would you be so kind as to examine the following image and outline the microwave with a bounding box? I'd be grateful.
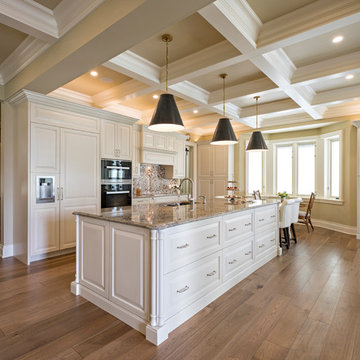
[101,159,132,183]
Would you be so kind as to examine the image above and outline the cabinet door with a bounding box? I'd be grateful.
[166,136,175,151]
[213,146,228,177]
[132,127,140,178]
[109,224,149,319]
[79,217,109,298]
[174,139,185,178]
[214,179,227,198]
[198,144,212,177]
[155,134,166,150]
[116,124,132,160]
[31,123,60,173]
[60,129,100,249]
[30,174,60,256]
[101,120,117,159]
[143,131,155,148]
[198,179,212,200]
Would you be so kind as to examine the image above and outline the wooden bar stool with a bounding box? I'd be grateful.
[290,198,302,243]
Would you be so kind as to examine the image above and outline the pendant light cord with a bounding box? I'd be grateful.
[254,96,260,129]
[165,39,169,92]
[223,76,225,116]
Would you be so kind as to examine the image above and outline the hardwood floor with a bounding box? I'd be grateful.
[0,225,359,359]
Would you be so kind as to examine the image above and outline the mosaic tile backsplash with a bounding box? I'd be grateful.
[133,164,178,196]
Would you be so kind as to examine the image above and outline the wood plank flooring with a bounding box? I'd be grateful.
[0,225,359,359]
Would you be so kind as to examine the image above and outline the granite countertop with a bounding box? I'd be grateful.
[133,193,188,199]
[74,199,279,230]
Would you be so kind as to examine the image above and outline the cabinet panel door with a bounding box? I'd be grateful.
[143,131,155,148]
[60,129,100,248]
[213,179,227,198]
[117,124,132,160]
[31,123,60,173]
[166,137,175,151]
[174,139,185,178]
[155,134,166,150]
[110,224,149,319]
[197,179,212,200]
[79,218,108,297]
[213,146,228,177]
[198,145,212,177]
[101,120,117,159]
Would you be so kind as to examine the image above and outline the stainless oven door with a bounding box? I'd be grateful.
[101,160,132,181]
[101,184,131,208]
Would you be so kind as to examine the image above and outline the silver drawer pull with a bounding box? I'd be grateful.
[228,259,237,265]
[258,218,265,222]
[206,270,217,277]
[259,244,265,248]
[177,243,189,249]
[270,239,275,242]
[177,285,189,293]
[245,251,252,255]
[106,191,130,195]
[207,234,217,239]
[245,222,251,226]
[271,215,276,218]
[229,227,237,232]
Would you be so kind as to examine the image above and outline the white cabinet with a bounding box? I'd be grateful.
[30,125,100,257]
[197,143,228,199]
[101,120,132,160]
[132,126,141,178]
[174,139,185,178]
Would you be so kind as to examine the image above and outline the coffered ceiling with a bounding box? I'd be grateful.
[0,0,359,137]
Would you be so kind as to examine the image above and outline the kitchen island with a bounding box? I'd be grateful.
[72,199,280,345]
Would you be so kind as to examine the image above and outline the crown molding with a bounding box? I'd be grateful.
[49,87,93,106]
[7,89,138,124]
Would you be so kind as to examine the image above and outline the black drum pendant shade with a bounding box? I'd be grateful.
[246,96,268,151]
[211,118,238,145]
[211,74,238,145]
[148,34,184,132]
[149,93,184,132]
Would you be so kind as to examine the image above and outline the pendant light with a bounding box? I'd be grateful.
[148,34,184,132]
[211,74,238,145]
[246,96,268,151]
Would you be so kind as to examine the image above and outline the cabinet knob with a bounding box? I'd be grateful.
[206,270,217,277]
[177,285,189,293]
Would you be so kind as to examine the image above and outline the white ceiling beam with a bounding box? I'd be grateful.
[208,77,277,104]
[199,0,326,120]
[0,0,58,42]
[257,0,360,50]
[92,80,156,108]
[291,51,360,85]
[312,84,360,106]
[164,40,244,84]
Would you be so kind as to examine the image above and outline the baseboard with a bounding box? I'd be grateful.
[309,219,356,235]
[0,243,14,258]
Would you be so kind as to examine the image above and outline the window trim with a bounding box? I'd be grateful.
[245,142,266,195]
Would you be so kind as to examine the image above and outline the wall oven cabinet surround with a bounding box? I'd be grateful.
[72,201,279,345]
[101,159,132,183]
[101,120,133,160]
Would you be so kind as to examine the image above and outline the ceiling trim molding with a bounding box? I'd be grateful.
[0,0,58,41]
[170,81,210,104]
[0,36,50,85]
[312,84,360,106]
[49,87,93,106]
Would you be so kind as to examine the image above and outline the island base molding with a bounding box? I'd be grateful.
[71,246,277,345]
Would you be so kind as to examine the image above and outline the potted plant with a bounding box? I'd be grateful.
[277,191,289,202]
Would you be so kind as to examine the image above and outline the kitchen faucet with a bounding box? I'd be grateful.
[179,177,195,206]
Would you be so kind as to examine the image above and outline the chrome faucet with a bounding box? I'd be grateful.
[179,177,195,206]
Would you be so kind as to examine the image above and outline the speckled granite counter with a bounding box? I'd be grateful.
[74,199,279,230]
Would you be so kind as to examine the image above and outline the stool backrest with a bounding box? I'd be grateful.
[291,198,302,224]
[279,199,295,228]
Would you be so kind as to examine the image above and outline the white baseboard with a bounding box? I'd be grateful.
[309,219,357,236]
[0,243,14,258]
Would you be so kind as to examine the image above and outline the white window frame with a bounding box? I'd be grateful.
[245,143,266,195]
[322,131,342,200]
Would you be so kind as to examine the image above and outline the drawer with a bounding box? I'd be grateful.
[223,211,254,244]
[163,218,222,274]
[154,195,188,204]
[223,240,254,281]
[255,230,277,257]
[133,198,150,205]
[255,206,277,231]
[164,252,221,318]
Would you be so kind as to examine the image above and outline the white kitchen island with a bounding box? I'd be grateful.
[72,199,280,345]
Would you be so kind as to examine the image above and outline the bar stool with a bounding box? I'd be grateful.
[279,199,295,249]
[290,198,302,243]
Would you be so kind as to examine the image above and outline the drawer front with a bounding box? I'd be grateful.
[224,211,254,243]
[223,240,254,281]
[164,219,221,274]
[255,206,277,231]
[255,229,277,257]
[164,252,221,318]
[133,198,150,205]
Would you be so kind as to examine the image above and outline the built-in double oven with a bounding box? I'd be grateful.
[101,159,132,209]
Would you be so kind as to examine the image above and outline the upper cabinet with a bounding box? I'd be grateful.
[101,120,133,160]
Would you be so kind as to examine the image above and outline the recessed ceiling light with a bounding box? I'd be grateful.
[193,109,199,114]
[153,94,159,99]
[332,35,343,44]
[90,70,98,77]
[345,74,354,80]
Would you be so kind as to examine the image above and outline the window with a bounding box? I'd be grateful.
[276,145,293,194]
[324,135,340,198]
[297,143,315,195]
[247,151,262,194]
